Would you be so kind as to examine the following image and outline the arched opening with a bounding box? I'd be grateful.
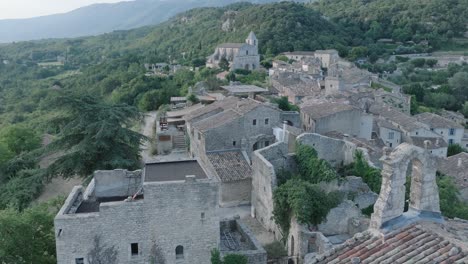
[288,259,295,264]
[285,120,293,126]
[175,245,184,259]
[253,142,259,151]
[290,235,295,256]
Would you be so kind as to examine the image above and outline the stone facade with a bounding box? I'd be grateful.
[55,175,219,264]
[370,144,442,232]
[206,32,260,71]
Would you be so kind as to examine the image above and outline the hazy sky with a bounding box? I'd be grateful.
[0,0,133,20]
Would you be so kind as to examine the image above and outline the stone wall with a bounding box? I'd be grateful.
[280,111,302,128]
[296,133,356,167]
[55,178,219,264]
[314,110,363,138]
[220,179,252,207]
[251,142,294,237]
[94,170,142,198]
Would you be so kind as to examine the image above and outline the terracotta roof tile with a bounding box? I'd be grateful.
[312,224,468,264]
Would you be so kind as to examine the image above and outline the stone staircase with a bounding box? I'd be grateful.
[173,134,187,150]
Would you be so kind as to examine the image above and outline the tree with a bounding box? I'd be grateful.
[447,144,467,157]
[46,93,146,178]
[210,249,247,264]
[448,72,468,101]
[425,59,438,68]
[0,126,41,155]
[410,58,426,68]
[218,57,230,71]
[462,102,468,118]
[87,236,118,264]
[0,199,61,264]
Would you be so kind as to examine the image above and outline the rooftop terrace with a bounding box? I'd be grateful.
[144,160,207,182]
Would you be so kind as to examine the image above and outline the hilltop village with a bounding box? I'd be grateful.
[55,32,468,264]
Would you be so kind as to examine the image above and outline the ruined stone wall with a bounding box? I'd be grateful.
[296,133,356,167]
[251,142,295,238]
[314,110,362,138]
[55,179,219,264]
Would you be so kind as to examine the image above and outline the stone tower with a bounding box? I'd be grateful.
[246,31,258,47]
[370,143,443,233]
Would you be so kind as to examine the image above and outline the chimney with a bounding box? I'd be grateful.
[458,158,462,167]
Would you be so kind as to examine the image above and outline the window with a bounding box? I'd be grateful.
[75,258,84,264]
[253,119,257,126]
[430,128,434,131]
[198,132,201,140]
[449,128,455,135]
[388,132,394,140]
[131,243,139,256]
[233,141,236,147]
[389,143,393,147]
[176,246,184,259]
[201,212,205,219]
[265,118,269,125]
[449,139,454,145]
[246,50,249,55]
[415,132,419,135]
[265,141,270,147]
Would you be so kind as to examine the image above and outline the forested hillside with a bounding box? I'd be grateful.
[313,0,468,49]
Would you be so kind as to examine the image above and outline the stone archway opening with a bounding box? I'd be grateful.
[403,159,424,212]
[290,235,295,257]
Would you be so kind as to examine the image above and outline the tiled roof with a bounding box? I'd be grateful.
[415,112,464,129]
[411,136,448,149]
[282,51,315,56]
[310,224,468,264]
[221,85,268,93]
[166,104,204,118]
[207,151,252,182]
[301,102,357,120]
[370,105,427,132]
[438,152,468,188]
[185,97,240,122]
[271,73,321,97]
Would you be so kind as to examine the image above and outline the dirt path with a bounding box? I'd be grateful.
[140,111,158,163]
[36,177,82,203]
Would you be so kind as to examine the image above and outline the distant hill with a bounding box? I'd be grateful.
[0,2,348,65]
[0,0,309,43]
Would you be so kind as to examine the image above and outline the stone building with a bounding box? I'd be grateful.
[415,112,465,145]
[306,144,468,263]
[325,61,376,95]
[55,161,219,264]
[184,96,299,206]
[300,101,373,140]
[270,72,322,104]
[206,32,260,71]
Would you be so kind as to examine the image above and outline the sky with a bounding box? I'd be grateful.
[0,0,133,20]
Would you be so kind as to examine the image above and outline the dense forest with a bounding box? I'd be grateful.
[0,1,467,261]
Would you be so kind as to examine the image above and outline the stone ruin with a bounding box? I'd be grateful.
[370,143,443,232]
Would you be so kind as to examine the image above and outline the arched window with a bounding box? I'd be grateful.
[176,245,184,259]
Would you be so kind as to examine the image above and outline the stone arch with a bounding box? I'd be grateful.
[370,143,441,230]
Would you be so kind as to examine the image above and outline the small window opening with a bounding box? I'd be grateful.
[253,119,257,125]
[265,118,269,125]
[201,212,205,219]
[75,258,84,264]
[176,245,184,259]
[131,243,139,256]
[58,229,63,237]
[233,141,236,146]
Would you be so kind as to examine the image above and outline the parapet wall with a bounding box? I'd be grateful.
[94,169,142,198]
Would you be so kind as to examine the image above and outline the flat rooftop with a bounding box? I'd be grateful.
[75,195,143,214]
[220,85,268,94]
[144,160,207,182]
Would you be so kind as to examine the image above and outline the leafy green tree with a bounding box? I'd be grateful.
[218,57,230,71]
[223,254,248,264]
[0,199,62,264]
[448,72,468,101]
[0,126,41,155]
[272,97,299,111]
[295,144,338,183]
[211,249,223,264]
[447,144,467,157]
[46,93,146,178]
[351,151,382,193]
[410,58,426,68]
[187,94,199,104]
[437,175,468,219]
[0,169,45,211]
[462,102,468,118]
[0,142,13,170]
[425,59,438,68]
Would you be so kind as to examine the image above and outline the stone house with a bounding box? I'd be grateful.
[438,152,468,201]
[281,51,316,61]
[206,32,260,71]
[439,109,467,127]
[325,61,376,95]
[185,97,298,206]
[375,119,402,148]
[55,161,219,264]
[370,105,447,156]
[415,112,465,145]
[300,101,373,140]
[281,50,338,69]
[270,72,322,104]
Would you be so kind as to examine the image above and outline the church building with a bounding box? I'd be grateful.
[206,31,260,71]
